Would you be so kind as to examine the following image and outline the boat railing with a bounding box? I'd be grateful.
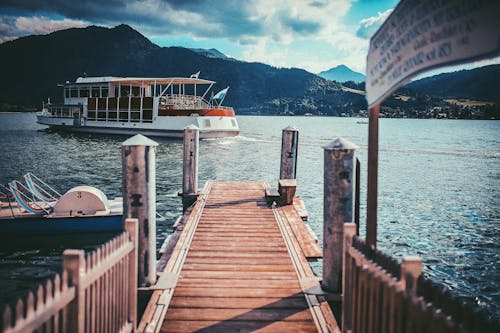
[8,180,53,215]
[45,105,81,118]
[159,94,233,110]
[24,173,61,205]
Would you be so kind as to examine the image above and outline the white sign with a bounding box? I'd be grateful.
[366,0,500,107]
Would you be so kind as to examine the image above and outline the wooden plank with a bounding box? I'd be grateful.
[184,256,292,265]
[186,251,291,259]
[188,245,288,252]
[280,205,322,259]
[175,279,300,289]
[170,297,308,309]
[172,287,304,298]
[293,196,309,221]
[164,308,313,322]
[179,271,298,280]
[161,320,317,333]
[181,263,295,272]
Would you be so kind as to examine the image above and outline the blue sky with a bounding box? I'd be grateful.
[0,0,497,75]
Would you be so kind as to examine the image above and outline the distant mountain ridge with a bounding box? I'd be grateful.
[319,65,365,83]
[0,24,366,116]
[0,24,497,119]
[407,65,500,102]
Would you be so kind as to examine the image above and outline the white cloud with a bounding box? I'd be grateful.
[15,16,87,35]
[0,15,88,43]
[356,9,392,39]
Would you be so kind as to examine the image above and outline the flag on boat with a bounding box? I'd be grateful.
[190,71,200,79]
[212,87,229,100]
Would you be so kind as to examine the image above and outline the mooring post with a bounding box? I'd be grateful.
[280,125,299,180]
[322,138,357,293]
[182,125,199,211]
[122,134,158,287]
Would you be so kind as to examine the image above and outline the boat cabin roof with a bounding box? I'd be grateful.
[74,77,215,85]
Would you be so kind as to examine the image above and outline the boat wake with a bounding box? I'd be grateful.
[204,134,277,145]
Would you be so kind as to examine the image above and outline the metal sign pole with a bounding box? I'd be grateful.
[366,104,379,248]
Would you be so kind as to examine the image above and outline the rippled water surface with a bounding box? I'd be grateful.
[0,113,498,316]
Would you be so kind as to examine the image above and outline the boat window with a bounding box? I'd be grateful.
[143,97,153,109]
[108,97,117,109]
[87,98,97,110]
[80,87,89,97]
[91,87,100,97]
[231,119,237,127]
[130,97,141,110]
[143,110,153,123]
[97,98,107,110]
[114,87,119,97]
[108,111,117,121]
[131,112,140,122]
[102,87,109,97]
[119,98,129,111]
[70,88,78,98]
[121,86,131,97]
[131,86,140,97]
[87,111,96,120]
[65,88,70,98]
[119,112,129,122]
[97,111,106,121]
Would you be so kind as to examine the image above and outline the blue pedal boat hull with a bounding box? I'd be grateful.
[0,215,123,235]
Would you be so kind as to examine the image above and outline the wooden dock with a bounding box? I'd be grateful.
[139,181,339,333]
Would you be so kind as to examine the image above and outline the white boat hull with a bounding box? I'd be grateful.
[37,115,239,138]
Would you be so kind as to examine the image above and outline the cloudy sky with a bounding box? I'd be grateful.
[0,0,497,75]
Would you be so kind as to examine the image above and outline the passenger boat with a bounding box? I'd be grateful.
[36,75,239,138]
[0,174,122,235]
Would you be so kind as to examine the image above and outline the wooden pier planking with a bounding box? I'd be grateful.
[139,181,338,333]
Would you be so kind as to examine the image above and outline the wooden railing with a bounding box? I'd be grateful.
[341,222,499,333]
[2,219,138,333]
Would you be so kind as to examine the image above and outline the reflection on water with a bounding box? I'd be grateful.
[0,113,498,317]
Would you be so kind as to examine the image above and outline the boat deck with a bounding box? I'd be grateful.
[139,181,339,333]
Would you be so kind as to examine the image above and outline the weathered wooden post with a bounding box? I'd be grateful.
[182,125,199,211]
[322,138,357,293]
[122,134,158,287]
[124,218,139,331]
[280,125,299,180]
[400,256,423,296]
[63,249,85,333]
[342,223,357,331]
[366,105,379,248]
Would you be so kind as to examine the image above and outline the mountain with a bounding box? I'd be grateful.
[406,65,500,102]
[318,65,365,83]
[0,25,497,119]
[189,48,232,60]
[0,25,366,116]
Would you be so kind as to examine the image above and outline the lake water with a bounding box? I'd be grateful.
[0,113,498,317]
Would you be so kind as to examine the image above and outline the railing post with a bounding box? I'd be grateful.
[401,256,423,297]
[322,138,358,293]
[182,125,199,211]
[63,249,85,333]
[280,126,299,180]
[342,223,357,332]
[125,218,139,332]
[122,134,158,287]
